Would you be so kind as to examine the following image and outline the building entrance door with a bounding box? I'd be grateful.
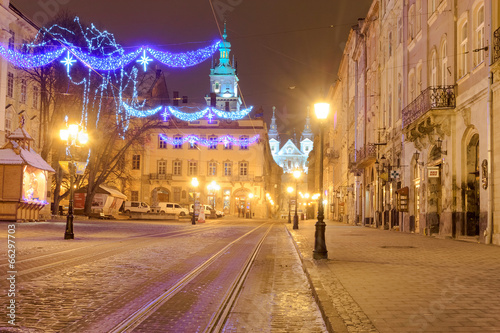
[466,134,480,236]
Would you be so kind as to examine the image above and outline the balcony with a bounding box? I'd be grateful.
[494,27,500,64]
[402,85,455,128]
[355,144,376,169]
[149,173,172,181]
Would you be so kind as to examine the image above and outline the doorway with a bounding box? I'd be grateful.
[465,134,480,236]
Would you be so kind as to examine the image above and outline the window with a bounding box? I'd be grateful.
[208,161,217,176]
[239,135,249,150]
[8,31,14,50]
[188,161,198,176]
[388,87,392,125]
[20,80,27,104]
[408,5,415,40]
[173,160,182,176]
[171,135,182,149]
[398,74,402,118]
[431,50,437,86]
[208,136,218,150]
[132,155,141,170]
[158,135,167,149]
[131,191,139,201]
[239,161,248,176]
[223,140,233,150]
[441,41,448,85]
[224,161,232,176]
[474,5,485,67]
[416,0,422,33]
[408,71,415,102]
[189,139,198,150]
[459,20,468,78]
[173,187,181,202]
[5,110,12,134]
[32,86,39,109]
[388,32,392,57]
[417,64,422,94]
[428,0,436,16]
[158,160,166,175]
[7,72,14,98]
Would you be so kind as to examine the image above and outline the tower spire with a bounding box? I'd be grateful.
[301,106,313,141]
[269,106,279,140]
[223,20,227,40]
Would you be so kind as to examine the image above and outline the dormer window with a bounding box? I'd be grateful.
[214,82,220,93]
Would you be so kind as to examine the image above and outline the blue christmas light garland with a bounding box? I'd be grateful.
[159,134,260,147]
[0,40,220,72]
[121,104,254,121]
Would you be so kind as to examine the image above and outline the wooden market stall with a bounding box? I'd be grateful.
[0,127,54,221]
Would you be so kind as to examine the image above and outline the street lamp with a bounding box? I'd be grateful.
[248,193,254,218]
[287,186,293,224]
[293,169,301,229]
[207,180,220,209]
[60,123,88,240]
[313,102,330,259]
[191,177,199,225]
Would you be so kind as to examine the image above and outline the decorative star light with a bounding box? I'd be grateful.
[161,109,170,122]
[137,49,153,71]
[60,51,77,73]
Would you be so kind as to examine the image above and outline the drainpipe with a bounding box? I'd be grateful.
[486,0,494,244]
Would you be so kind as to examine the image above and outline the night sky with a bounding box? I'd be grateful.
[12,0,372,137]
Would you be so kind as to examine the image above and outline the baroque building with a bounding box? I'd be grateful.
[1,1,40,148]
[324,0,500,245]
[268,106,313,174]
[124,27,281,218]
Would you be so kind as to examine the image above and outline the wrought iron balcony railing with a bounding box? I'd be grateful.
[402,85,455,128]
[494,27,500,64]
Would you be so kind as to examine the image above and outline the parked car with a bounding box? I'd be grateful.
[157,202,189,217]
[189,204,215,216]
[122,201,150,214]
[215,209,224,218]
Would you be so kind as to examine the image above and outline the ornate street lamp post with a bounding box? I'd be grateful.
[60,123,88,240]
[293,170,301,229]
[287,186,293,224]
[313,102,330,259]
[191,177,199,225]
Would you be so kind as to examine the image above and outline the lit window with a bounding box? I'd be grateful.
[20,80,27,104]
[239,136,249,150]
[209,136,218,150]
[158,135,167,149]
[459,20,468,78]
[173,135,183,149]
[474,5,485,67]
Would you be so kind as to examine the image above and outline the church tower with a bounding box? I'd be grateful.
[300,107,314,156]
[269,106,280,155]
[205,22,242,111]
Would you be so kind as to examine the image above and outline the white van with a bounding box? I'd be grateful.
[123,201,151,214]
[189,204,215,216]
[157,202,189,217]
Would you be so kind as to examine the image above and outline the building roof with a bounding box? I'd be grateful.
[0,141,55,172]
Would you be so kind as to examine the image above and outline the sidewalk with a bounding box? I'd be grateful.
[286,219,500,333]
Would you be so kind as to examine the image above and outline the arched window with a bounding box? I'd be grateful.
[473,4,485,67]
[408,5,415,40]
[431,50,437,86]
[441,40,448,85]
[458,19,468,78]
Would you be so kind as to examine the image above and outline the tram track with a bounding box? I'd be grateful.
[6,224,222,280]
[107,222,274,333]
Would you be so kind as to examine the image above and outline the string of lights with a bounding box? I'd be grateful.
[159,134,260,147]
[0,40,221,72]
[121,104,253,121]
